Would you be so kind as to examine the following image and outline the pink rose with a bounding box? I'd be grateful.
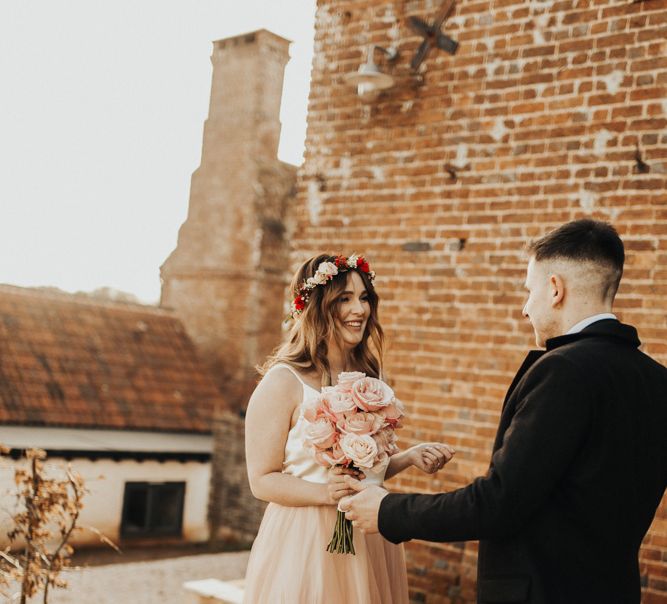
[338,412,384,436]
[373,427,399,456]
[314,441,350,468]
[352,377,395,412]
[322,388,357,419]
[373,450,390,470]
[383,397,405,428]
[335,371,366,394]
[305,418,337,450]
[331,440,347,462]
[303,393,337,423]
[339,433,378,469]
[317,261,339,277]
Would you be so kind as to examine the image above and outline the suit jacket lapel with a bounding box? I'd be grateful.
[501,350,545,412]
[491,350,546,453]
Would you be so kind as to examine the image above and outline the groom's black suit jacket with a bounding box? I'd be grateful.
[379,320,667,603]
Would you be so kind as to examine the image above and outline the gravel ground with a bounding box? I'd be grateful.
[44,550,250,604]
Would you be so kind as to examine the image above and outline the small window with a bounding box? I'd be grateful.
[120,482,185,538]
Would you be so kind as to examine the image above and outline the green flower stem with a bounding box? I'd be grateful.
[326,510,355,555]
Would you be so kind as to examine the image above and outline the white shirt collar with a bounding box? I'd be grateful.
[565,313,617,335]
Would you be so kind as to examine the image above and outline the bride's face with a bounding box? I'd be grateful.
[333,271,371,350]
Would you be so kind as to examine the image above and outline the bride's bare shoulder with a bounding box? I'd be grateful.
[248,365,303,413]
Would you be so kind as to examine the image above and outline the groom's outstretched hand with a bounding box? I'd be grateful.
[338,476,389,534]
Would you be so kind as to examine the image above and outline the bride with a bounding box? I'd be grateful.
[243,254,454,603]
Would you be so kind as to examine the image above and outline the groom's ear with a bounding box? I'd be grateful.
[549,273,565,308]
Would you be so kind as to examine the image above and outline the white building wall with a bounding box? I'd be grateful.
[0,457,211,548]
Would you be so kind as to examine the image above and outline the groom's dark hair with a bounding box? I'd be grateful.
[528,219,625,302]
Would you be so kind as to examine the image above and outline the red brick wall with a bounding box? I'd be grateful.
[294,1,667,601]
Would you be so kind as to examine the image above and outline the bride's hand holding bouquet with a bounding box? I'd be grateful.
[304,372,402,554]
[327,442,455,503]
[305,371,455,553]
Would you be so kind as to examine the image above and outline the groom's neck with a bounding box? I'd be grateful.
[558,301,614,336]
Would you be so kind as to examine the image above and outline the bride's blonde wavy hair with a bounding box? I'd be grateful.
[261,254,385,386]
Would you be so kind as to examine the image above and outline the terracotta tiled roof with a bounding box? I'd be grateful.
[0,285,223,433]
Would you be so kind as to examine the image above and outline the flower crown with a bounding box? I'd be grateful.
[290,255,376,319]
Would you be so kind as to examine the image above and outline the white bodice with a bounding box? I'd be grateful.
[271,364,389,487]
[282,379,330,484]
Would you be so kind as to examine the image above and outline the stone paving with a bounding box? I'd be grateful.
[46,550,250,604]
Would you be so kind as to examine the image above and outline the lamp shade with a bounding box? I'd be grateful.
[344,61,395,90]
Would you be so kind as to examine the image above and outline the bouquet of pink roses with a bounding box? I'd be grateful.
[303,371,404,554]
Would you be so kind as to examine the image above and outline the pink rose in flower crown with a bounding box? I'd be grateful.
[339,433,378,469]
[338,411,385,436]
[336,371,366,394]
[305,417,337,450]
[322,388,357,419]
[352,377,395,412]
[317,261,339,278]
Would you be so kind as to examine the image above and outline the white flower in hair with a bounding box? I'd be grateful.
[347,254,359,268]
[313,272,329,285]
[317,262,339,277]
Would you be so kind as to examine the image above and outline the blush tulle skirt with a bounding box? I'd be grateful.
[242,502,409,604]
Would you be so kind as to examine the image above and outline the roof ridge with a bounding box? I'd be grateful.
[0,283,173,316]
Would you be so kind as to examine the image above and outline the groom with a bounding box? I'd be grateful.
[340,219,667,603]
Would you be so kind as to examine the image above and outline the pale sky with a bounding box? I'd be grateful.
[0,1,315,303]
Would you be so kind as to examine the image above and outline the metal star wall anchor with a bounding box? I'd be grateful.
[407,0,459,71]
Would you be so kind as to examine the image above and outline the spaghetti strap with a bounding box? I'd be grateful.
[267,363,307,387]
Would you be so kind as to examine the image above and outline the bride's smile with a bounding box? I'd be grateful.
[334,271,370,348]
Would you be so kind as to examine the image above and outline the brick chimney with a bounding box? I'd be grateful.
[160,30,296,412]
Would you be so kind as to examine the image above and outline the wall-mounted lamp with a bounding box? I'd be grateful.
[344,44,399,102]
